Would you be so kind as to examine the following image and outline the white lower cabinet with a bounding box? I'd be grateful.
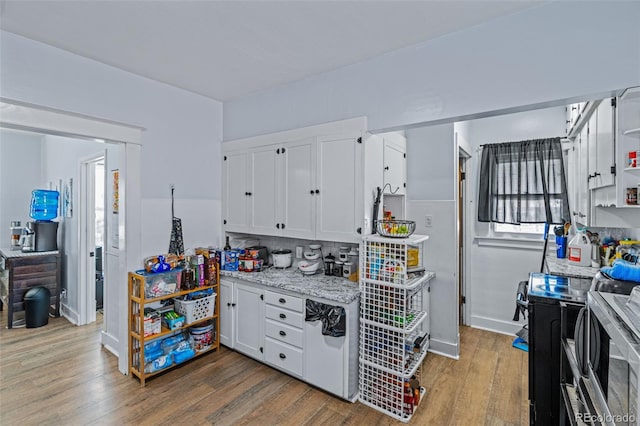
[219,277,359,400]
[219,278,264,361]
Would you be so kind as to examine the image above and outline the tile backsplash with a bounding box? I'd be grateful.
[227,233,358,265]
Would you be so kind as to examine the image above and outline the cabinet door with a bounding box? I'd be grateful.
[587,113,598,190]
[383,141,406,195]
[304,317,346,397]
[280,138,315,239]
[249,146,279,235]
[595,99,615,188]
[223,151,249,231]
[219,279,234,348]
[234,283,264,360]
[577,128,590,225]
[316,135,363,243]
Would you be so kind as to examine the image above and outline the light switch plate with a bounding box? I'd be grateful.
[425,215,433,227]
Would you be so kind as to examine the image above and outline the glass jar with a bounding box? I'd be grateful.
[334,260,344,277]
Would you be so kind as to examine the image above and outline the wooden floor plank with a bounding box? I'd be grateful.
[0,311,528,425]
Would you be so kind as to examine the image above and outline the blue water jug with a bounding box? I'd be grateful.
[30,189,59,221]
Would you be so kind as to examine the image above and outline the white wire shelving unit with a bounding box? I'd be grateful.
[358,234,435,422]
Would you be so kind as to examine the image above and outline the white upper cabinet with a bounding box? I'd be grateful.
[249,146,279,235]
[222,151,250,231]
[617,87,640,208]
[280,138,316,239]
[316,134,363,243]
[382,134,406,195]
[222,117,368,243]
[588,99,615,189]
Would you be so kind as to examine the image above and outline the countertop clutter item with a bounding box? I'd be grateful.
[128,265,220,386]
[376,220,416,238]
[298,260,321,275]
[568,228,591,267]
[272,249,293,268]
[168,185,184,256]
[9,221,21,250]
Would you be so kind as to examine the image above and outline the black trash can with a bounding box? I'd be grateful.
[24,287,50,328]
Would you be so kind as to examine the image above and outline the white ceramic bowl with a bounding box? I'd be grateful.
[298,260,320,274]
[308,244,322,250]
[304,251,321,260]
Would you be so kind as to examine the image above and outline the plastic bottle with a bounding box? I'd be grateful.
[30,189,59,221]
[568,227,591,266]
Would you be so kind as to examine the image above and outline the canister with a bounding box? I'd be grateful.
[334,260,344,277]
[343,262,353,278]
[338,247,350,262]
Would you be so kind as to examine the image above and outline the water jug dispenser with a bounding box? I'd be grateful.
[30,189,59,221]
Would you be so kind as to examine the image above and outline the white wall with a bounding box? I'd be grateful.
[0,31,224,257]
[460,106,567,335]
[41,135,105,319]
[224,1,640,140]
[0,129,44,232]
[405,123,459,356]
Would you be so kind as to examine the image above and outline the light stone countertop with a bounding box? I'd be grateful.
[0,247,60,258]
[545,250,599,280]
[221,267,360,304]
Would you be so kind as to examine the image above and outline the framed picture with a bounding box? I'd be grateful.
[112,169,119,214]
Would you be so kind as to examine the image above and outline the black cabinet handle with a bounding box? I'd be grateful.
[227,302,231,307]
[357,227,362,234]
[279,313,286,319]
[231,303,236,307]
[384,166,389,171]
[315,189,319,194]
[279,353,286,359]
[281,223,286,229]
[277,148,280,154]
[281,147,286,154]
[247,192,252,196]
[279,298,286,304]
[276,223,280,229]
[310,190,314,195]
[279,330,286,336]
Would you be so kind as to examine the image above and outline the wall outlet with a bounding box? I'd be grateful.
[425,215,433,227]
[296,246,303,258]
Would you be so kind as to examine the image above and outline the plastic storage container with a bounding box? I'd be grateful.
[567,228,591,266]
[30,190,59,221]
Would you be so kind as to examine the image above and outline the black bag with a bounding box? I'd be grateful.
[305,300,346,337]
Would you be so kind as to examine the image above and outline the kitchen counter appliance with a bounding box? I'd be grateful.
[527,272,591,425]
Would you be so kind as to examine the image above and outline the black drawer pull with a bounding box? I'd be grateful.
[279,313,286,319]
[279,330,286,336]
[279,353,286,359]
[279,298,286,304]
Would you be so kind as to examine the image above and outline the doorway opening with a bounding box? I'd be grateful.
[80,154,105,326]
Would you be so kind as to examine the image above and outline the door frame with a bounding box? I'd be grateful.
[79,153,105,326]
[0,97,143,375]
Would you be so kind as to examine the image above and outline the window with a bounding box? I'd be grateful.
[494,222,546,235]
[478,137,570,225]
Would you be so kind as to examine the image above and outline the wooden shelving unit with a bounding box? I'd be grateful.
[128,266,220,386]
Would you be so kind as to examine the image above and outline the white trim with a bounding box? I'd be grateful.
[223,116,367,150]
[428,337,460,359]
[0,98,142,376]
[60,303,79,325]
[0,98,143,144]
[470,315,524,336]
[474,236,546,250]
[79,153,104,326]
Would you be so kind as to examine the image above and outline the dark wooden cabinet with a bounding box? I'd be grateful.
[0,249,61,328]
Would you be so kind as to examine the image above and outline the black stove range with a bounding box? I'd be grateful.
[527,273,592,425]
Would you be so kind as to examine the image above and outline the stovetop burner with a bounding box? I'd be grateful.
[528,272,591,303]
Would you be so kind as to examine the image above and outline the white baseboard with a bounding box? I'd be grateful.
[101,330,119,359]
[470,314,524,336]
[428,337,459,359]
[60,303,79,325]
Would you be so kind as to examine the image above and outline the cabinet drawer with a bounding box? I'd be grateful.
[264,291,303,312]
[265,304,304,328]
[265,337,303,377]
[265,318,303,348]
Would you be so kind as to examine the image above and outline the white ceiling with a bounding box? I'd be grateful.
[0,0,540,101]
